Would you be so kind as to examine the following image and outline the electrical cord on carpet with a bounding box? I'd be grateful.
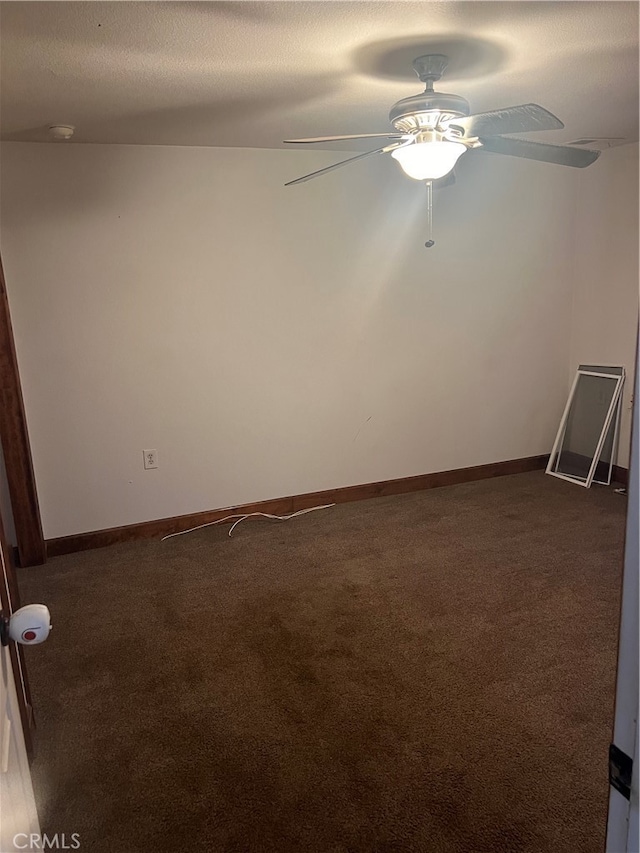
[160,504,335,541]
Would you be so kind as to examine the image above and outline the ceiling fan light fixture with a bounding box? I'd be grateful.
[391,140,466,180]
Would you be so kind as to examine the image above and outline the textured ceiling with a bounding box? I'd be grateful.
[1,1,638,149]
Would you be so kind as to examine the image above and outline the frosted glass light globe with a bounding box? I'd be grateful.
[391,141,466,180]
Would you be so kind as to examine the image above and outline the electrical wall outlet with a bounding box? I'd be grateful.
[143,449,158,470]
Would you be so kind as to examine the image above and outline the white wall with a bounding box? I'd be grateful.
[570,143,639,467]
[0,142,580,539]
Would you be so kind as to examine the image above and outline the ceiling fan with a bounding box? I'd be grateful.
[284,55,601,246]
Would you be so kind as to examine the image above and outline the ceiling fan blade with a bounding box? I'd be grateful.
[444,104,564,139]
[284,133,405,144]
[285,143,402,186]
[477,136,600,167]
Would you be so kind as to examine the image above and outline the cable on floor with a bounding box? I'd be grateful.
[161,503,335,541]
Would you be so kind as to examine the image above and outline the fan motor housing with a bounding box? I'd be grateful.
[389,91,470,133]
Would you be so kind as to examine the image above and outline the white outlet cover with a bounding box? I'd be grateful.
[143,449,158,469]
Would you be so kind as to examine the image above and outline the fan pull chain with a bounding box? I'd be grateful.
[425,180,435,248]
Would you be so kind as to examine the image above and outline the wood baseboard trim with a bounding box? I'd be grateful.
[45,454,549,558]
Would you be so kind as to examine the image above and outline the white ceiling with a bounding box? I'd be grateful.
[1,1,638,150]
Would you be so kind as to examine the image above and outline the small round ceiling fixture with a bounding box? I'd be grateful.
[48,124,75,141]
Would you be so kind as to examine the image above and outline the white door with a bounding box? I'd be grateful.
[0,637,40,852]
[0,508,41,853]
[606,348,639,852]
[0,502,49,852]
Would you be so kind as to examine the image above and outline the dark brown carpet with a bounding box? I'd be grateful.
[18,471,626,853]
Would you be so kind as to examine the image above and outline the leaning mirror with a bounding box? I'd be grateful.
[547,365,625,488]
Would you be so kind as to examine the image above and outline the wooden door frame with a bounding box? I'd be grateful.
[0,252,46,568]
